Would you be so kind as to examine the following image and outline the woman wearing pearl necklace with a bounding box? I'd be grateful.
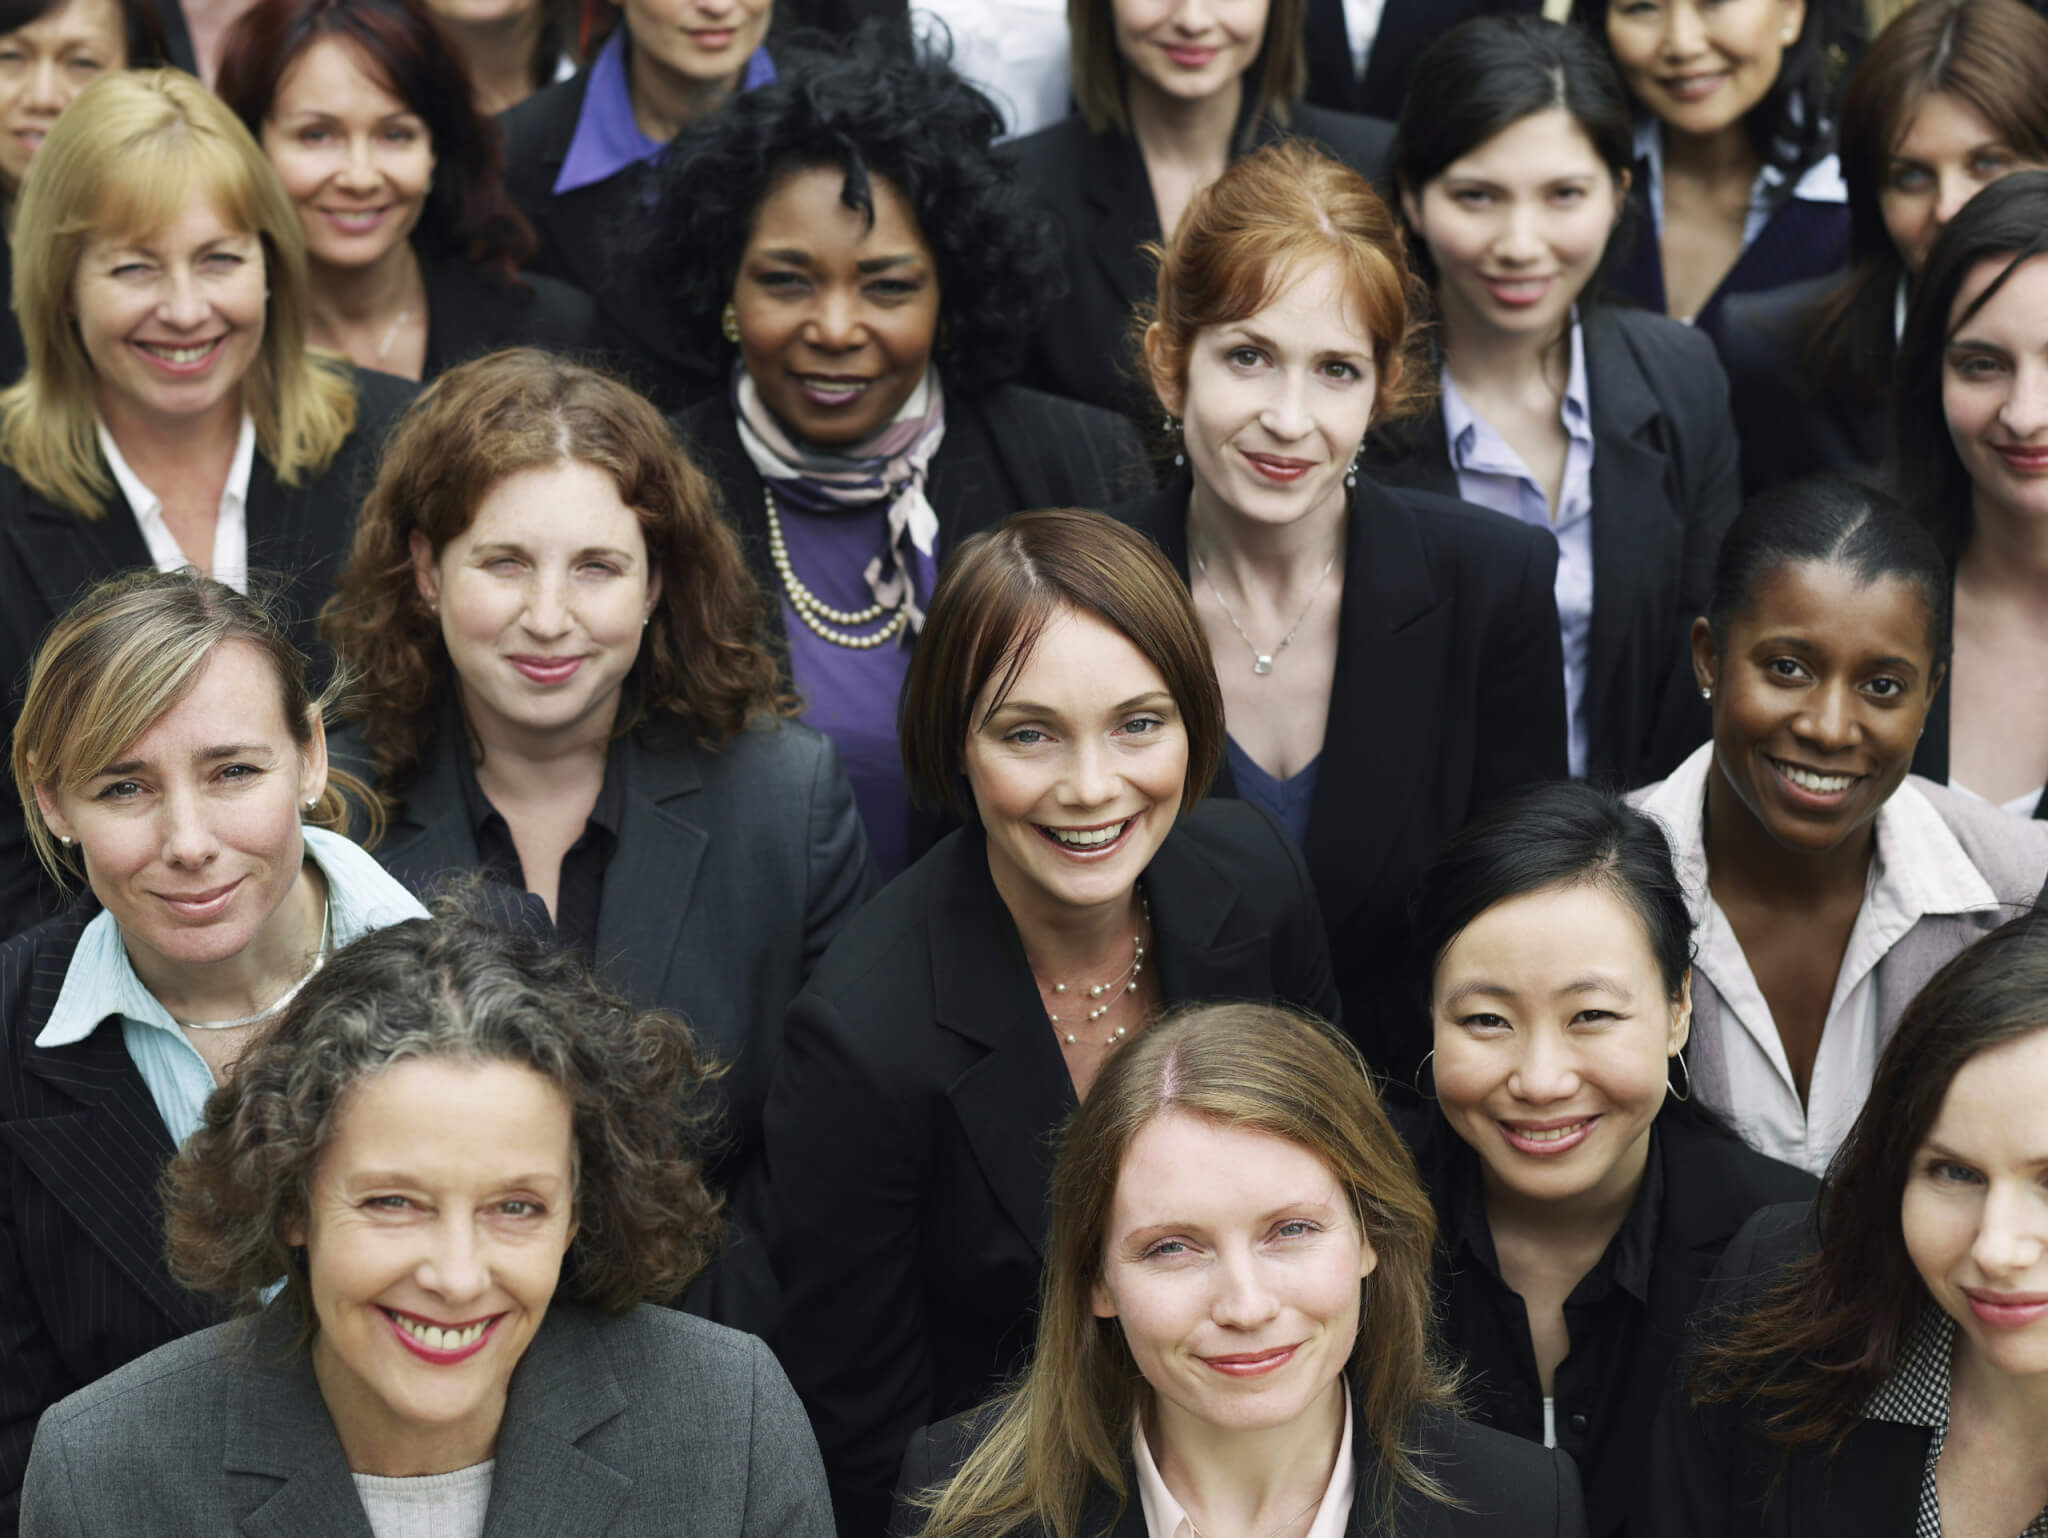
[760,507,1338,1538]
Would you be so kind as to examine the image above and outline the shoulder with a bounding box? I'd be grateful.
[34,1320,239,1448]
[1660,1115,1820,1235]
[1708,1202,1821,1309]
[343,366,421,449]
[1002,114,1097,183]
[1586,303,1723,378]
[1282,104,1395,177]
[1409,1405,1586,1531]
[1718,274,1838,352]
[1363,478,1552,566]
[649,715,839,792]
[1901,775,2048,903]
[970,383,1140,451]
[800,834,959,1000]
[0,900,94,1041]
[1168,798,1297,875]
[520,270,599,332]
[499,71,589,170]
[585,1302,788,1400]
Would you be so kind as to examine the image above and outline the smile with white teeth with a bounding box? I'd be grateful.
[1041,820,1128,848]
[138,341,216,363]
[1775,760,1857,794]
[388,1310,490,1351]
[1512,1121,1589,1142]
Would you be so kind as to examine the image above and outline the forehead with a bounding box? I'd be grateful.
[1210,253,1373,353]
[1950,251,2048,339]
[1440,107,1613,182]
[1895,89,2005,155]
[1924,1029,2048,1164]
[974,605,1170,716]
[85,159,255,256]
[461,459,646,550]
[745,163,932,258]
[11,0,126,45]
[320,1056,576,1183]
[1112,1111,1344,1223]
[273,33,409,115]
[1727,559,1934,661]
[1436,881,1660,989]
[119,639,295,758]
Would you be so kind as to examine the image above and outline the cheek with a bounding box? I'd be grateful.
[1900,1187,1965,1287]
[1429,1035,1500,1122]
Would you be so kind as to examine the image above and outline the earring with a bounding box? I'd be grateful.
[1345,445,1363,491]
[1668,1049,1693,1103]
[304,797,318,810]
[1411,1049,1437,1102]
[1700,685,1713,701]
[58,834,73,848]
[720,302,740,344]
[1164,415,1184,468]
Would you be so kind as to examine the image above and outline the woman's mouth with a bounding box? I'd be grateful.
[1962,1289,2048,1330]
[1768,756,1861,809]
[1993,442,2048,475]
[133,337,226,375]
[688,27,736,47]
[510,654,584,685]
[1484,275,1555,309]
[1241,450,1313,484]
[1163,44,1219,69]
[795,374,873,408]
[154,878,244,919]
[1659,71,1730,103]
[1200,1344,1299,1377]
[1034,816,1135,860]
[319,205,394,235]
[1498,1116,1599,1156]
[382,1306,504,1364]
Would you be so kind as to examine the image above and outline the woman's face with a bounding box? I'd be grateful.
[297,1057,579,1475]
[963,605,1189,925]
[262,37,436,276]
[1152,253,1377,535]
[412,460,661,750]
[1604,0,1804,141]
[618,0,770,97]
[1432,881,1688,1211]
[1404,107,1625,347]
[33,639,326,977]
[0,0,125,194]
[1691,560,1940,857]
[1092,1111,1375,1439]
[1943,253,2048,529]
[732,163,940,447]
[1901,1028,2048,1383]
[71,198,268,438]
[1112,0,1268,109]
[1882,93,2040,280]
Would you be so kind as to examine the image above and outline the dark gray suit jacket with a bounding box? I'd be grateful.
[21,1301,834,1537]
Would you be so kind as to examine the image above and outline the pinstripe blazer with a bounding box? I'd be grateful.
[0,899,219,1535]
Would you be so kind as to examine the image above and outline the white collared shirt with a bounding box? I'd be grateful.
[911,0,1069,138]
[1340,0,1388,82]
[1134,1396,1356,1538]
[1633,744,2005,1174]
[96,413,257,593]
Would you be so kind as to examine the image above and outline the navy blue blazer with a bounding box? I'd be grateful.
[1302,0,1544,118]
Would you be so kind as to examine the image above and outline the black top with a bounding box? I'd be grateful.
[1301,0,1544,118]
[893,1391,1589,1538]
[0,237,21,392]
[760,803,1340,1538]
[1365,304,1742,789]
[1110,474,1567,1081]
[1397,1106,1817,1538]
[418,250,601,383]
[1002,103,1395,424]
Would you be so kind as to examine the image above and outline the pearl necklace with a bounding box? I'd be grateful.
[763,486,912,649]
[173,892,332,1031]
[1043,894,1149,1047]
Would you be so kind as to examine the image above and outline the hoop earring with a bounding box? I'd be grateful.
[1412,1048,1437,1102]
[720,302,740,344]
[1668,1049,1692,1103]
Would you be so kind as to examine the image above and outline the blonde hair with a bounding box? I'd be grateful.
[913,1002,1458,1538]
[13,568,377,887]
[0,69,356,518]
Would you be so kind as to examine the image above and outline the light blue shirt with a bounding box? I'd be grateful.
[34,826,428,1147]
[1440,318,1596,778]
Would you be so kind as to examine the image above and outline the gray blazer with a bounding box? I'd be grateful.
[21,1301,834,1538]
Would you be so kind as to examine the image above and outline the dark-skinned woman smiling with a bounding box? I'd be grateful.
[1629,476,2048,1178]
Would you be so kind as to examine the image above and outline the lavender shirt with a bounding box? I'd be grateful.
[554,29,775,196]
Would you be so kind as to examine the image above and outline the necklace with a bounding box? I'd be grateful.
[375,305,414,361]
[1192,547,1338,676]
[1042,893,1149,1047]
[763,486,913,649]
[173,892,332,1032]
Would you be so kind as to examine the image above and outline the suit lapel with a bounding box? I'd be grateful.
[594,731,708,1008]
[481,1307,634,1536]
[1145,824,1271,1005]
[370,726,486,895]
[225,1315,379,1538]
[4,480,150,641]
[1077,128,1162,329]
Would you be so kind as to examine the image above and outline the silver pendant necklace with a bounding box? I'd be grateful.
[173,892,332,1031]
[1193,547,1338,676]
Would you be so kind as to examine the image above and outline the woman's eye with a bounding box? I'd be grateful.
[1951,353,2007,381]
[1970,153,2013,178]
[217,763,262,782]
[365,1194,413,1211]
[384,125,421,144]
[95,778,143,801]
[1143,1239,1189,1259]
[1458,1011,1509,1032]
[579,560,622,577]
[203,251,244,269]
[67,54,100,72]
[1864,676,1905,700]
[1273,1219,1319,1239]
[499,1199,543,1217]
[1451,187,1492,207]
[1227,345,1263,368]
[1117,715,1165,737]
[1321,360,1360,382]
[1571,1008,1617,1025]
[1550,185,1587,204]
[1004,727,1048,746]
[867,278,921,300]
[755,270,805,291]
[1887,164,1929,191]
[1928,1160,1981,1185]
[296,126,329,144]
[1765,656,1810,681]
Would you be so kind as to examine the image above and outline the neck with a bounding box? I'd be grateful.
[1185,475,1347,591]
[308,241,424,335]
[441,8,547,116]
[178,0,257,82]
[1436,295,1571,399]
[125,856,327,1023]
[316,1330,505,1476]
[1958,495,2048,593]
[459,685,616,803]
[1702,748,1875,903]
[1148,1378,1347,1538]
[627,37,739,145]
[100,391,242,489]
[1126,71,1242,171]
[1481,1121,1650,1250]
[988,853,1144,986]
[1660,118,1760,185]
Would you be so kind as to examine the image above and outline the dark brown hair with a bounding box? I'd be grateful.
[321,349,794,806]
[898,507,1223,818]
[1067,0,1308,147]
[1689,907,2048,1443]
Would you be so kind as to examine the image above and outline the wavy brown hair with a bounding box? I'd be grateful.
[321,349,793,806]
[910,1002,1458,1538]
[164,887,726,1331]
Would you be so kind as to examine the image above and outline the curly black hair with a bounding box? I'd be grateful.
[646,24,1061,395]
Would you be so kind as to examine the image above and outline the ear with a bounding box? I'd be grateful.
[1668,967,1693,1057]
[1143,322,1182,420]
[1398,181,1423,238]
[32,779,76,847]
[1926,659,1949,706]
[409,529,442,608]
[1689,614,1718,698]
[284,1213,306,1247]
[1090,1278,1117,1320]
[643,560,663,623]
[299,710,330,813]
[1356,1229,1379,1283]
[1614,164,1633,212]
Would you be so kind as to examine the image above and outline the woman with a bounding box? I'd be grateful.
[0,69,415,941]
[0,569,428,1526]
[216,0,596,383]
[1003,0,1393,423]
[1643,906,2048,1537]
[1631,475,2048,1176]
[423,0,574,114]
[1113,138,1567,1082]
[499,0,773,411]
[760,506,1338,1537]
[895,1000,1588,1538]
[322,348,874,1202]
[1720,0,2048,494]
[663,34,1150,880]
[1401,781,1815,1538]
[19,896,836,1537]
[1895,170,2048,820]
[1371,15,1740,788]
[1567,0,1852,345]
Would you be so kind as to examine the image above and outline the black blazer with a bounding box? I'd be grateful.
[1110,474,1566,1081]
[1640,1202,1927,1538]
[894,1393,1588,1538]
[1716,273,1890,496]
[1005,105,1395,423]
[419,250,601,381]
[499,70,708,413]
[1302,0,1544,118]
[1366,305,1741,789]
[0,369,416,941]
[0,900,221,1533]
[1397,1107,1816,1538]
[760,803,1340,1538]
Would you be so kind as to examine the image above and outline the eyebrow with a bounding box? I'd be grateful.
[97,743,272,775]
[1441,975,1631,1008]
[1223,324,1369,363]
[1922,1138,2048,1170]
[347,1169,569,1190]
[470,540,637,561]
[754,248,924,270]
[1752,633,1922,672]
[985,691,1176,720]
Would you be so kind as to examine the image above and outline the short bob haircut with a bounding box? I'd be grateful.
[648,25,1060,396]
[908,1002,1457,1538]
[321,348,794,805]
[899,506,1223,819]
[215,0,539,282]
[1066,0,1307,146]
[12,568,371,888]
[1804,0,2048,410]
[164,891,725,1329]
[1896,169,2048,562]
[1690,905,2048,1443]
[0,69,357,519]
[1142,139,1429,433]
